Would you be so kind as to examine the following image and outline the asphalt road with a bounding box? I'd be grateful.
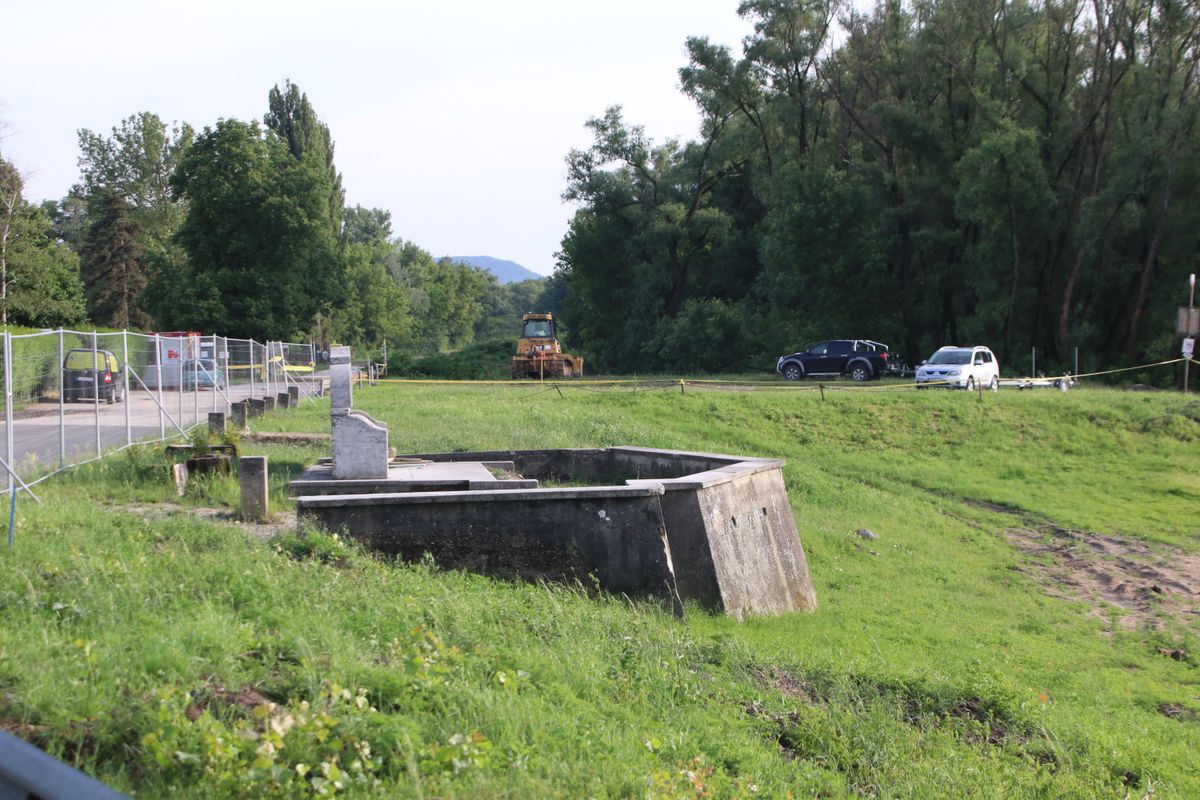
[0,376,324,484]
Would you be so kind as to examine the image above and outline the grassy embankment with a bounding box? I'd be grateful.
[0,382,1197,798]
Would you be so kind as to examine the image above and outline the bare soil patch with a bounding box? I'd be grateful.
[978,502,1200,633]
[119,502,294,539]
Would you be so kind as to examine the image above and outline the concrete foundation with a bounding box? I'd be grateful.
[294,446,817,618]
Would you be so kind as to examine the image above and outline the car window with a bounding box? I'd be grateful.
[107,355,119,372]
[827,341,852,355]
[928,349,972,365]
[974,353,984,365]
[65,351,108,370]
[809,343,829,356]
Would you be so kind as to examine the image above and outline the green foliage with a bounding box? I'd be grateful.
[562,0,1200,375]
[1,385,1198,796]
[80,190,151,329]
[168,118,344,339]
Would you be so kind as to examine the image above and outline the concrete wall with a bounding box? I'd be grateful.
[298,486,683,612]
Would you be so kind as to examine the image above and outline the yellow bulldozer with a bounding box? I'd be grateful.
[511,312,584,379]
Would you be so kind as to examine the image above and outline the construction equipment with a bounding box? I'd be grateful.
[511,312,584,379]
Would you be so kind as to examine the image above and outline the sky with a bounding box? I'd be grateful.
[0,0,761,276]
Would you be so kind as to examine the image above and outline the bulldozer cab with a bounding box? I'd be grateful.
[521,317,555,339]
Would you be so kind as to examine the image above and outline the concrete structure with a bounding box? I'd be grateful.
[240,456,268,522]
[230,401,248,430]
[294,446,817,618]
[328,345,390,480]
[288,385,300,403]
[277,392,291,409]
[248,398,265,418]
[262,396,275,411]
[208,412,225,437]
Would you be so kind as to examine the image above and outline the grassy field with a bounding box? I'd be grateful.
[1,381,1197,798]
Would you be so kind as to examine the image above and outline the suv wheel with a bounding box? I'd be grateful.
[965,376,976,391]
[782,363,803,381]
[848,363,870,382]
[989,375,999,392]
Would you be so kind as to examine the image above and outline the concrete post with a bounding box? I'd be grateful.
[249,398,265,418]
[277,392,291,409]
[239,456,268,522]
[208,412,226,438]
[287,385,300,403]
[263,396,276,411]
[230,401,248,430]
[329,346,353,412]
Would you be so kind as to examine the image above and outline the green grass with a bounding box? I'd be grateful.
[1,383,1197,798]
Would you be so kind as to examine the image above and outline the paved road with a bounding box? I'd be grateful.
[0,375,325,485]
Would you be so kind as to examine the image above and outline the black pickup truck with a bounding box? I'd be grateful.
[775,339,898,382]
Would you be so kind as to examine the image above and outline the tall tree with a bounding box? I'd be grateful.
[265,81,345,236]
[80,191,150,329]
[168,119,344,339]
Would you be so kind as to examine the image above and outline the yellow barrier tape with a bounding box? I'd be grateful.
[353,356,1189,392]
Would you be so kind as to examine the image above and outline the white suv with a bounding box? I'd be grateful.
[914,346,1000,390]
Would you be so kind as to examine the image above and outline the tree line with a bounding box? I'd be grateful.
[0,82,548,357]
[559,0,1200,375]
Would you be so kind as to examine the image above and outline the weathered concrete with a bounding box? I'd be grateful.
[329,346,353,411]
[230,401,248,430]
[248,398,265,418]
[288,385,300,403]
[294,446,817,617]
[298,484,681,609]
[240,456,268,522]
[277,392,292,409]
[208,412,226,438]
[291,460,535,495]
[330,411,390,479]
[262,396,275,411]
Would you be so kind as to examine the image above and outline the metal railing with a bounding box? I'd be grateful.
[0,328,317,496]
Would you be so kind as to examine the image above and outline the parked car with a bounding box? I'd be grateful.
[914,346,1000,390]
[776,339,899,382]
[182,359,224,390]
[62,348,124,403]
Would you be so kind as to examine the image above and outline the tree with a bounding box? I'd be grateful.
[265,81,345,236]
[80,191,150,329]
[0,156,85,327]
[74,112,193,256]
[168,119,344,340]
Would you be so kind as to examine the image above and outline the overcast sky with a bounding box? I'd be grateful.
[0,0,761,276]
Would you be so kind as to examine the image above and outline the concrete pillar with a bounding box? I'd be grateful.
[239,456,268,522]
[230,401,248,430]
[277,392,291,409]
[329,346,353,412]
[208,412,226,437]
[287,385,300,403]
[249,398,265,418]
[263,396,275,411]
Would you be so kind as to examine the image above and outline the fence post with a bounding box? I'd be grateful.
[4,330,12,495]
[58,329,65,468]
[250,340,256,399]
[123,330,131,447]
[155,333,164,441]
[92,331,101,457]
[177,338,184,437]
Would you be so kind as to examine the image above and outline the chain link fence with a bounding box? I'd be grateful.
[0,329,317,495]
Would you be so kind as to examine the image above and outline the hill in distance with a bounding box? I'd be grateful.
[448,255,544,284]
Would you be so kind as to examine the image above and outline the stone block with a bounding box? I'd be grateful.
[262,396,275,411]
[277,392,291,409]
[230,401,248,430]
[240,456,268,522]
[288,385,300,402]
[329,345,353,411]
[208,412,226,437]
[248,398,265,418]
[331,411,389,479]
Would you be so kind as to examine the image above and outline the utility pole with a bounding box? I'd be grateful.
[1185,273,1196,393]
